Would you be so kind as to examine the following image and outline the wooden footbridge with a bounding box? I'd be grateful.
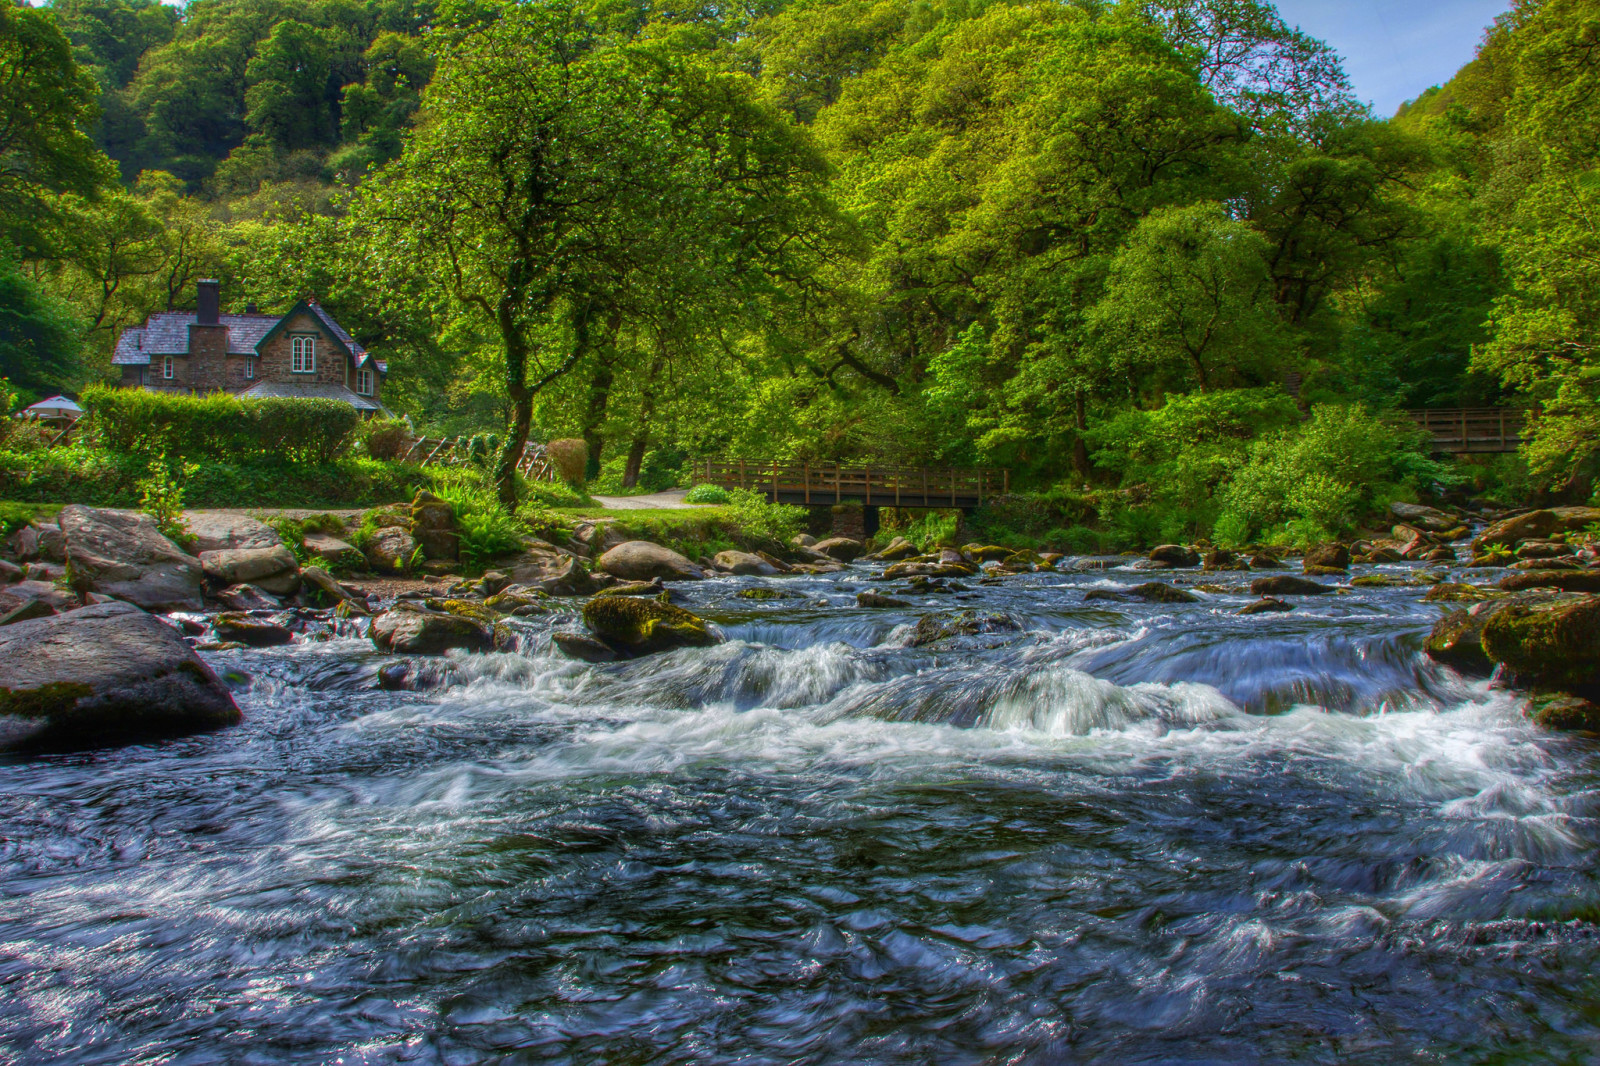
[696,459,1009,510]
[1404,408,1527,454]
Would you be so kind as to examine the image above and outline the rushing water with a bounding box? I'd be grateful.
[4,561,1600,1064]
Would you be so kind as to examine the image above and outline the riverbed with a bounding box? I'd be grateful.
[3,560,1598,1063]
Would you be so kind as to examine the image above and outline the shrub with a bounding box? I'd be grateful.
[901,510,960,551]
[685,484,730,505]
[725,487,806,546]
[359,418,413,460]
[545,438,587,485]
[1215,403,1445,542]
[523,478,588,508]
[1,420,57,453]
[429,468,527,570]
[138,461,196,550]
[82,385,360,464]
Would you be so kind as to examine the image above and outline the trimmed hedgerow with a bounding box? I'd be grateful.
[82,384,360,464]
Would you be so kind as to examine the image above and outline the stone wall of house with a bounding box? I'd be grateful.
[187,324,229,392]
[257,312,351,388]
[118,366,145,389]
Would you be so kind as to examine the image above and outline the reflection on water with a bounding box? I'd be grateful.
[3,563,1599,1063]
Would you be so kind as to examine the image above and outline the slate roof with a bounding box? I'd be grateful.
[112,312,278,365]
[238,381,388,413]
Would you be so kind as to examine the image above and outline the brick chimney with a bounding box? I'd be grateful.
[197,279,221,325]
[189,279,227,391]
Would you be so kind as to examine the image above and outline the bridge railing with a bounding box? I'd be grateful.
[1404,408,1527,453]
[698,459,1009,507]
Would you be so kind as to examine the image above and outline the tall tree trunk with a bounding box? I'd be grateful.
[494,293,534,509]
[622,347,667,489]
[1071,389,1091,478]
[578,310,624,482]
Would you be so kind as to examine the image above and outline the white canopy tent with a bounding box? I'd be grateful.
[17,395,83,421]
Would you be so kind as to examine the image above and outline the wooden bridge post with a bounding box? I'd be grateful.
[804,461,810,504]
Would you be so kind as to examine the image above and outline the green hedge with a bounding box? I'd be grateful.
[0,446,428,508]
[82,385,361,464]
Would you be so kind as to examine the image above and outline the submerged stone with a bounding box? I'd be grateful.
[908,610,1023,647]
[1251,575,1335,596]
[1128,582,1199,604]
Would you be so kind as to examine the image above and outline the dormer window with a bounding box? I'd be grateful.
[291,336,316,373]
[357,368,374,396]
[163,355,174,380]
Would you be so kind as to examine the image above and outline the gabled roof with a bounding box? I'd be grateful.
[254,300,380,371]
[112,312,278,365]
[238,380,388,413]
[22,395,82,414]
[111,301,385,373]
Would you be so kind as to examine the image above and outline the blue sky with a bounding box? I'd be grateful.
[1275,0,1512,116]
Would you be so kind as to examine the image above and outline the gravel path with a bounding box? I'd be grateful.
[587,490,700,510]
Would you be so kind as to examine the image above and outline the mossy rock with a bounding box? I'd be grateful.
[593,580,668,599]
[212,612,293,647]
[484,591,549,614]
[1425,609,1491,673]
[1470,551,1515,568]
[908,610,1023,647]
[964,544,1014,562]
[1129,582,1199,604]
[425,598,499,627]
[1480,595,1600,692]
[1350,575,1404,588]
[1529,694,1600,732]
[581,595,720,654]
[738,587,801,601]
[1422,583,1499,603]
[1303,565,1349,577]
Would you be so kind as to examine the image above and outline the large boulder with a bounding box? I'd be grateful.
[184,512,282,553]
[1129,582,1199,604]
[1500,570,1600,594]
[877,537,920,561]
[907,610,1022,647]
[597,541,705,582]
[198,545,300,596]
[1391,501,1457,532]
[520,555,604,597]
[1480,594,1600,693]
[582,595,720,655]
[59,505,203,612]
[812,537,866,562]
[1425,592,1559,674]
[1302,543,1351,572]
[714,550,778,576]
[364,526,417,573]
[302,532,364,569]
[1473,510,1560,552]
[370,602,496,655]
[1146,544,1200,569]
[0,601,241,751]
[1552,506,1600,534]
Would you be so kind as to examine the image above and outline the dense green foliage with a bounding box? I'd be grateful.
[83,385,360,463]
[5,0,1598,544]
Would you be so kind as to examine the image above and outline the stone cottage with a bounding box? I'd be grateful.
[112,280,388,415]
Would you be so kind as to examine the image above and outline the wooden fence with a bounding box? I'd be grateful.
[696,459,1009,509]
[399,436,557,481]
[1404,408,1526,454]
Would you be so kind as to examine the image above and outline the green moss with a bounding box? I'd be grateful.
[582,595,719,652]
[1481,597,1600,691]
[0,681,94,720]
[425,598,500,626]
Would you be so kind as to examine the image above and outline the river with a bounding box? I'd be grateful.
[2,560,1598,1063]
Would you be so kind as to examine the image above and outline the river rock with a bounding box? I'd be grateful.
[0,598,56,625]
[1391,501,1456,532]
[908,610,1022,647]
[1250,575,1335,596]
[857,591,912,608]
[0,559,20,584]
[812,538,866,563]
[1552,506,1600,533]
[185,512,282,552]
[1473,510,1559,552]
[592,579,669,599]
[581,596,720,655]
[1480,594,1600,693]
[1129,582,1199,604]
[1147,544,1200,568]
[598,541,705,581]
[715,550,778,576]
[198,545,300,596]
[1302,543,1350,571]
[522,555,604,596]
[364,526,417,573]
[1499,570,1600,594]
[552,631,622,663]
[1516,540,1574,560]
[303,532,364,568]
[1238,597,1294,615]
[877,537,919,561]
[1202,549,1248,571]
[1528,694,1600,732]
[214,584,281,611]
[1250,554,1283,569]
[7,521,65,563]
[59,505,203,612]
[1513,558,1582,571]
[1423,583,1498,603]
[370,602,496,655]
[0,601,240,751]
[301,565,358,605]
[212,612,294,647]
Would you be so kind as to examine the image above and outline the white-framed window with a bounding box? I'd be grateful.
[357,368,374,396]
[245,358,255,380]
[163,355,174,380]
[291,336,316,373]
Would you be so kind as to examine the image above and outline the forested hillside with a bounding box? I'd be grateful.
[4,0,1598,543]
